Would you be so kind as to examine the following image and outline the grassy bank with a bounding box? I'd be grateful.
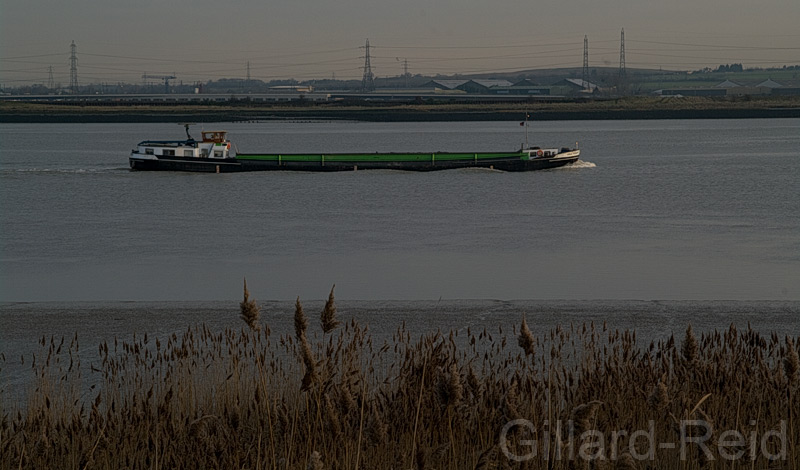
[2,96,800,123]
[1,286,798,469]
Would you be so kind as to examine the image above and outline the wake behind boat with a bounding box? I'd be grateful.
[129,125,581,173]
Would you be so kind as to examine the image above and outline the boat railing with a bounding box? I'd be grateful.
[136,140,197,148]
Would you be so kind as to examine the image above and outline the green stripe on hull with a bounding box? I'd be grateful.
[235,152,525,163]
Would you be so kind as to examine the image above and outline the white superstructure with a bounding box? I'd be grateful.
[130,130,232,162]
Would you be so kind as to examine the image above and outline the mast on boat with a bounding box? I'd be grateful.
[180,122,197,141]
[522,112,530,149]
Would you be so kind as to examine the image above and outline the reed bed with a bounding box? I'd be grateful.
[1,288,798,469]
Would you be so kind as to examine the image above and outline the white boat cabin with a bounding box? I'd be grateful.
[132,131,232,160]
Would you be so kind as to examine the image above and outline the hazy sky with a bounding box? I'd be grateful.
[2,0,799,86]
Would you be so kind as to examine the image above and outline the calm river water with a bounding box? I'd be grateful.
[2,119,798,302]
[1,118,799,390]
[0,119,800,340]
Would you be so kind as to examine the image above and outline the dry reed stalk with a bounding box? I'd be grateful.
[785,337,799,385]
[285,393,301,470]
[294,297,309,341]
[354,381,367,470]
[255,359,278,470]
[409,356,427,469]
[786,337,799,470]
[239,278,261,331]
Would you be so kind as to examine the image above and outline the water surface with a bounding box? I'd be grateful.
[1,119,798,302]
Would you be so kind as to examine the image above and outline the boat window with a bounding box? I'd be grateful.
[200,149,209,157]
[184,150,194,157]
[145,148,154,155]
[214,150,223,157]
[163,149,175,156]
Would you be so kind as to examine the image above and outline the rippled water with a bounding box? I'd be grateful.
[1,119,798,303]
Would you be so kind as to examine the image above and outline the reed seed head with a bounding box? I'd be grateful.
[518,316,536,357]
[300,334,316,371]
[445,362,464,408]
[682,324,698,364]
[321,284,340,334]
[473,445,500,470]
[324,395,341,438]
[307,450,324,470]
[239,278,260,331]
[299,334,318,391]
[466,364,480,399]
[504,379,520,420]
[648,381,670,411]
[570,400,602,435]
[367,402,388,445]
[615,452,638,470]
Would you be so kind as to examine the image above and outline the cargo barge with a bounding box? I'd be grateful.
[129,127,581,173]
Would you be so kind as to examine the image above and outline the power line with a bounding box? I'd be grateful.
[0,53,64,60]
[371,46,583,63]
[378,41,583,50]
[630,40,800,50]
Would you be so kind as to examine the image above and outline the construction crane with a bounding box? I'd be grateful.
[142,74,176,94]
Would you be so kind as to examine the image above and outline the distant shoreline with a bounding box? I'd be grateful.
[3,109,800,123]
[2,97,799,123]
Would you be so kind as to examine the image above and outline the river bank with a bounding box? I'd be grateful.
[2,298,799,469]
[2,96,800,122]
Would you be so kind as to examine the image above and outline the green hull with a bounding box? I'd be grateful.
[236,151,524,164]
[234,150,579,172]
